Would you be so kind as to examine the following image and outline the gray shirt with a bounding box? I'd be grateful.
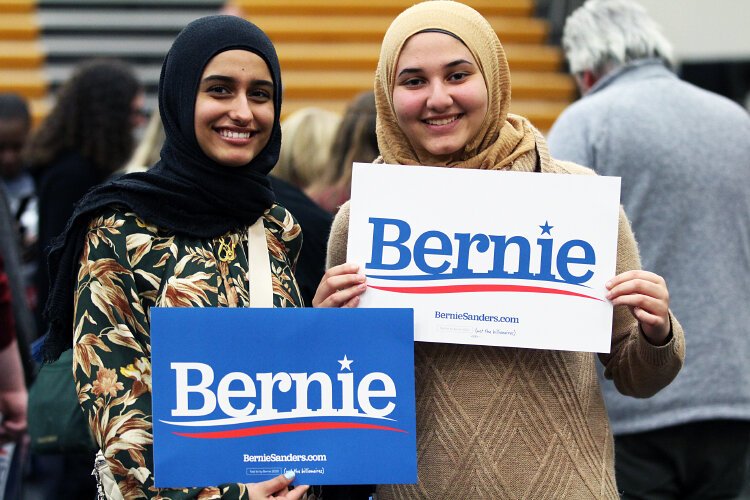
[548,59,750,434]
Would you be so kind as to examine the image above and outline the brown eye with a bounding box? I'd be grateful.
[249,89,272,102]
[400,77,424,87]
[207,85,231,95]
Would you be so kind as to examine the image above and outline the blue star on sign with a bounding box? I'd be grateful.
[539,221,554,235]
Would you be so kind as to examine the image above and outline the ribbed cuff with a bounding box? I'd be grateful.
[636,311,681,367]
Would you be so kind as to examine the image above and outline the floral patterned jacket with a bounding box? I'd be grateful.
[73,204,303,499]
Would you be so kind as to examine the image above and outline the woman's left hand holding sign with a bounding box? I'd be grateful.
[313,263,367,308]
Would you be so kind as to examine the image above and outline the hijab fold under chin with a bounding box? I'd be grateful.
[42,15,282,361]
[375,1,539,171]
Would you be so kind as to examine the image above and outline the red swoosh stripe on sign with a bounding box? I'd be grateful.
[174,422,407,439]
[368,284,602,301]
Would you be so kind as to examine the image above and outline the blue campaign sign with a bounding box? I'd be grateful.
[150,307,416,488]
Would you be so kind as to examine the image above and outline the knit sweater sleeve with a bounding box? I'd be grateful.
[597,205,685,398]
[326,200,351,269]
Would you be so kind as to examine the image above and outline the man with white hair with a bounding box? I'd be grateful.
[548,0,750,498]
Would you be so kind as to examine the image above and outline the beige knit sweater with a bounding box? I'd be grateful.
[326,160,684,499]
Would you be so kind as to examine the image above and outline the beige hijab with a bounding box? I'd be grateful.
[375,0,539,171]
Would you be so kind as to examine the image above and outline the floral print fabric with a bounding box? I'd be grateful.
[73,204,302,499]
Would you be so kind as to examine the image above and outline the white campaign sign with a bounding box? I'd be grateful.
[347,163,622,353]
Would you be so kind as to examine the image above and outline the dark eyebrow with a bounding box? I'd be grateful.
[251,79,274,88]
[445,59,473,69]
[397,59,474,78]
[397,67,421,78]
[201,75,234,85]
[200,75,274,88]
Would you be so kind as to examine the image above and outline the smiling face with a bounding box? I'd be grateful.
[194,49,275,167]
[392,32,488,163]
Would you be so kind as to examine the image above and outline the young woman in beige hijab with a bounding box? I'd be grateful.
[314,2,684,498]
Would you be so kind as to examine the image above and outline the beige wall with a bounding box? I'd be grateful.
[639,0,750,62]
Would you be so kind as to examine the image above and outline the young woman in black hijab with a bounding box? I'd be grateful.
[44,15,308,499]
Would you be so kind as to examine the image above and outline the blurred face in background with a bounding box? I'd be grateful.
[129,91,150,145]
[194,49,275,167]
[392,31,488,162]
[129,92,148,129]
[0,117,30,180]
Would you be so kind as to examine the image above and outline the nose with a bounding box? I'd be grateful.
[426,81,452,111]
[228,95,253,124]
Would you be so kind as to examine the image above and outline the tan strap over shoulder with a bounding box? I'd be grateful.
[247,218,274,308]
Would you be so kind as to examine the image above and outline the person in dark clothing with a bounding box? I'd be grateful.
[24,59,145,336]
[21,58,144,500]
[0,178,35,382]
[0,93,37,290]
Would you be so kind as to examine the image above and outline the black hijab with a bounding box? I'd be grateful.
[42,15,282,361]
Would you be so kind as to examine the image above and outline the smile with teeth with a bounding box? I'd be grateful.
[219,129,252,139]
[423,114,462,126]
